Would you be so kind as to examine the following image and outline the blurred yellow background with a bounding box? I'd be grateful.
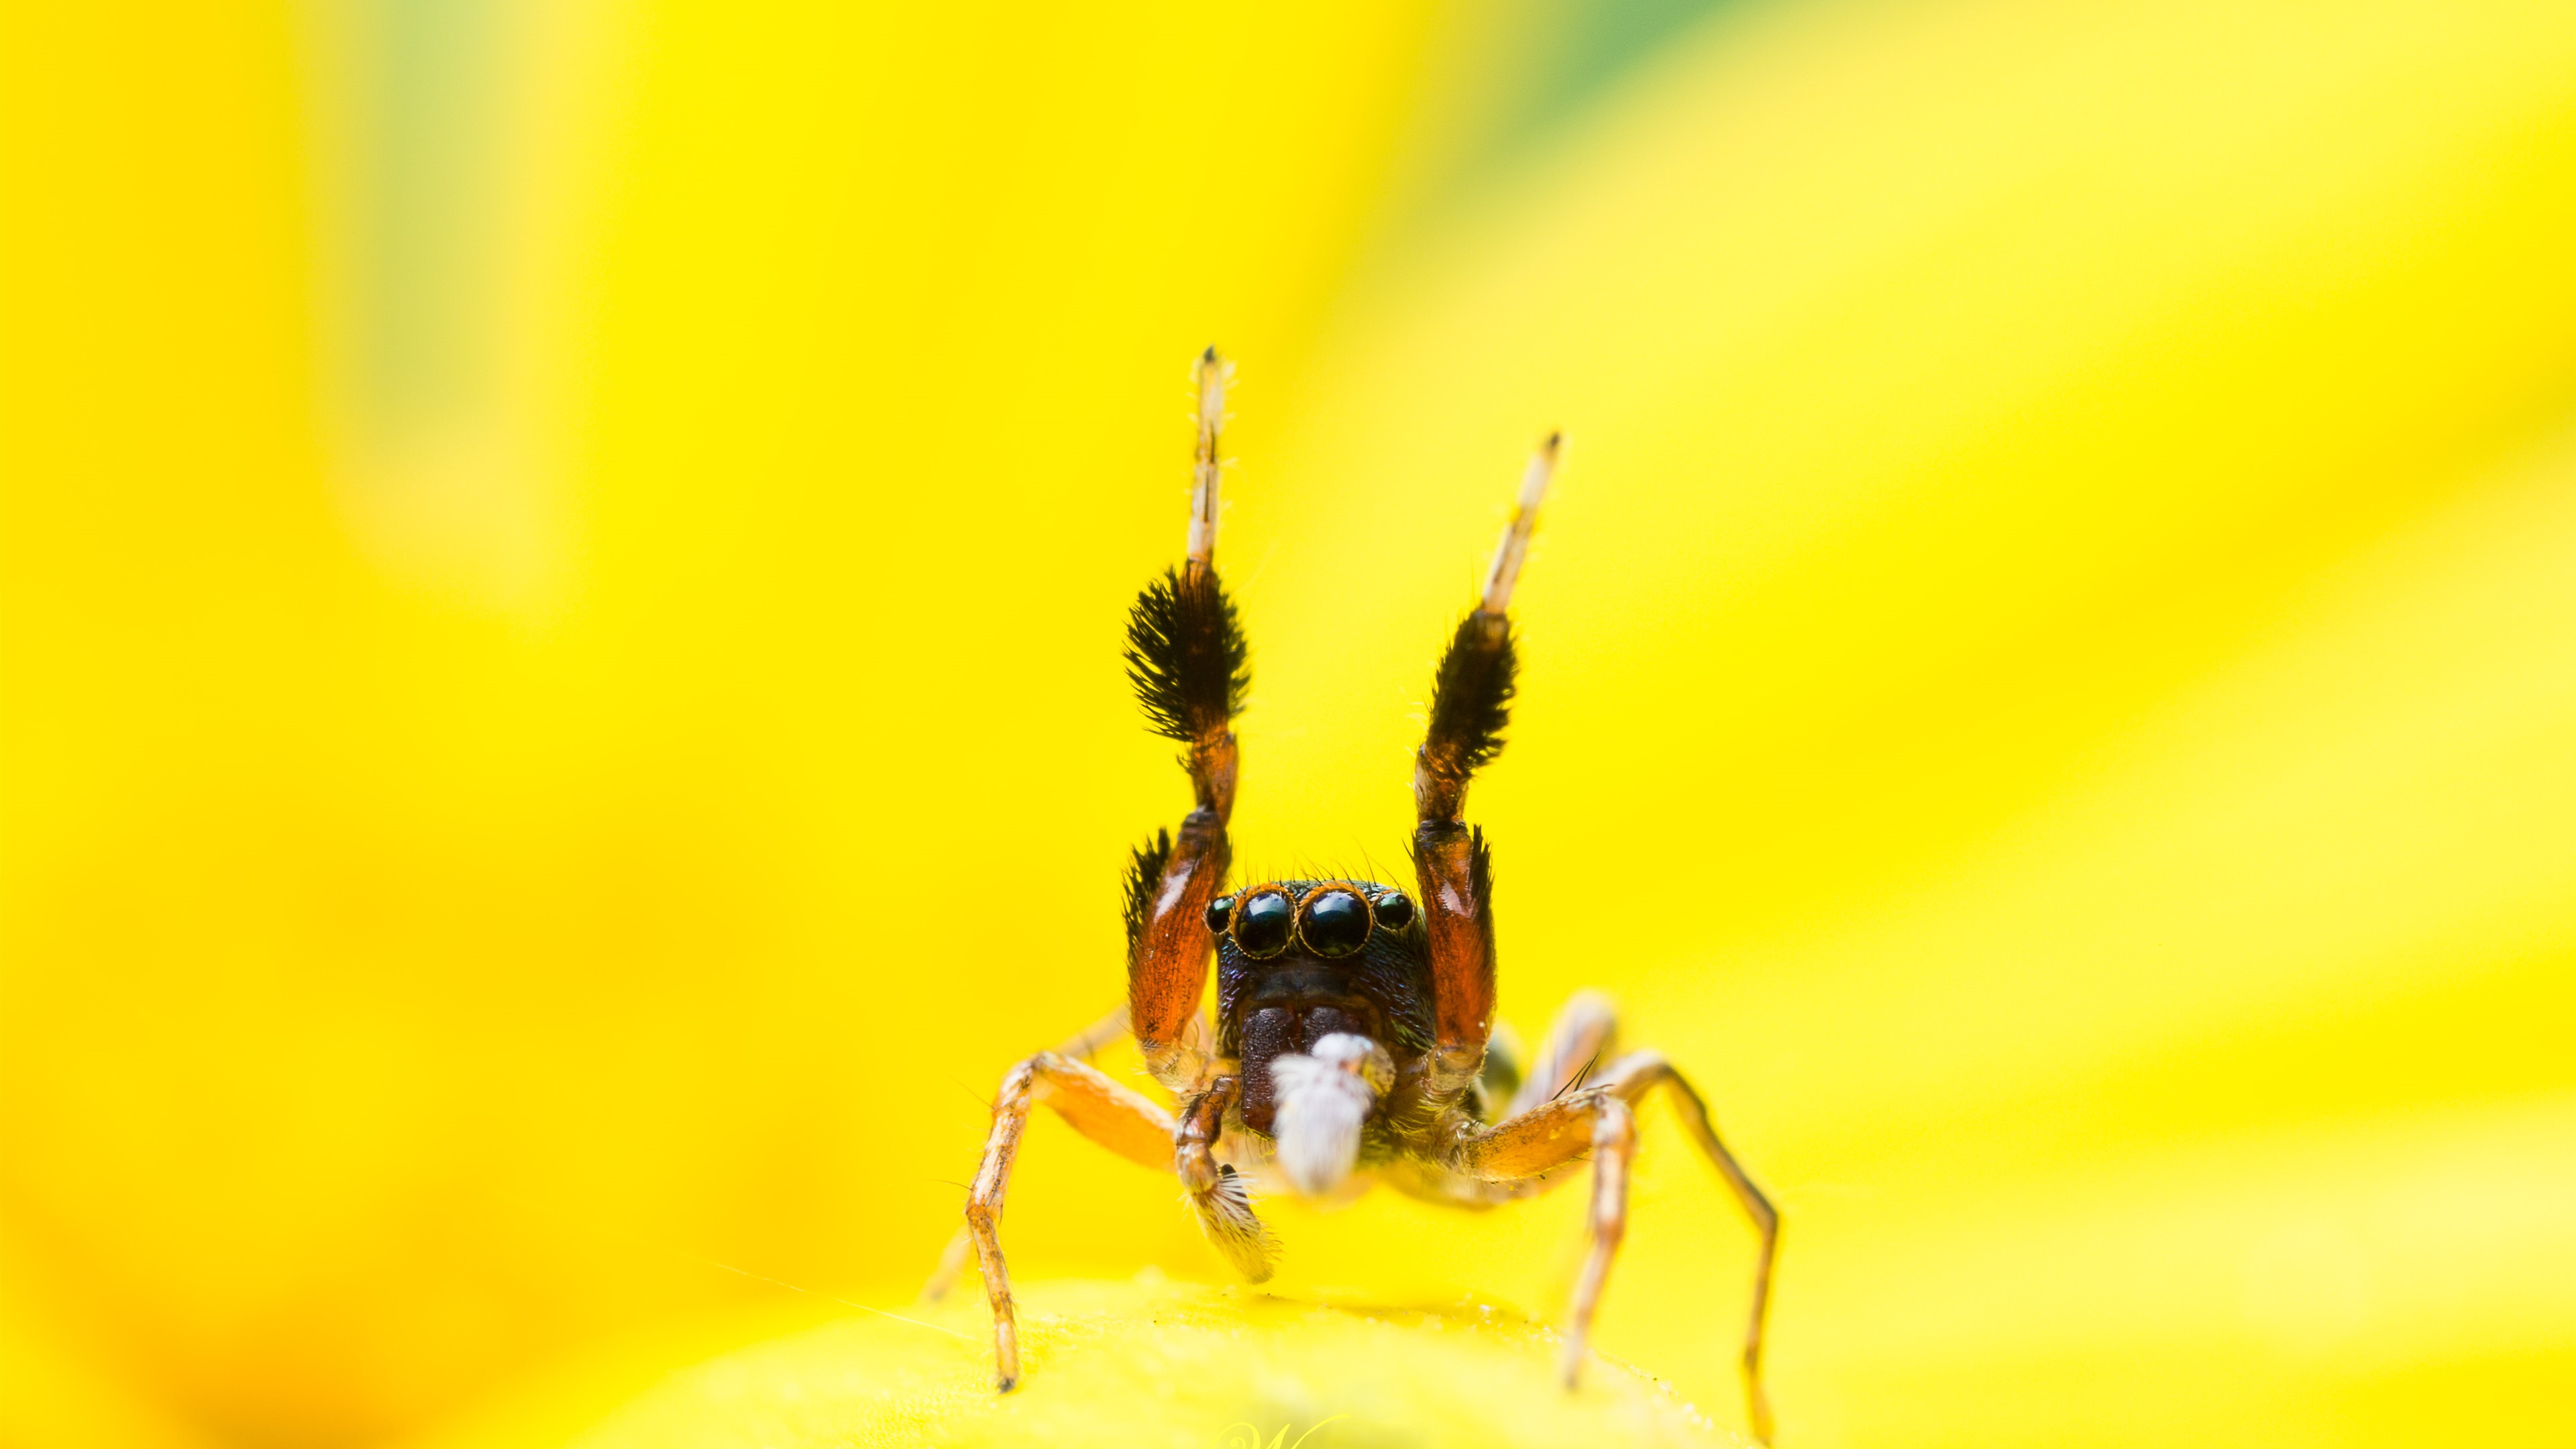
[4,1,2573,1447]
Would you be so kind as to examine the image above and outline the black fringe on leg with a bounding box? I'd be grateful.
[1124,566,1250,743]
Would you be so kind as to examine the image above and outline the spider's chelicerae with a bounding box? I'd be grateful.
[926,349,1780,1442]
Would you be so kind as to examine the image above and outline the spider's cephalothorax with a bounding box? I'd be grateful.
[931,350,1782,1444]
[1207,879,1430,1173]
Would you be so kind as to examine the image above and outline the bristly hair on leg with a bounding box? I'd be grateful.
[1123,828,1173,950]
[1127,346,1249,745]
[1187,1163,1280,1282]
[1417,433,1554,807]
[1426,611,1519,774]
[1124,566,1250,743]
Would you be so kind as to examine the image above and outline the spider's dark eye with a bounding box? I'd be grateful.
[1371,890,1414,930]
[1204,896,1235,932]
[1300,889,1371,958]
[1234,891,1295,957]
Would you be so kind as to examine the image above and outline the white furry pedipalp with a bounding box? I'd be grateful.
[1269,1032,1395,1197]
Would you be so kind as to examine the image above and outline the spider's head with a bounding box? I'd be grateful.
[1205,879,1429,1197]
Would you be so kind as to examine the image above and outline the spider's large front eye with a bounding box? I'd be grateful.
[1233,890,1295,957]
[1300,889,1371,958]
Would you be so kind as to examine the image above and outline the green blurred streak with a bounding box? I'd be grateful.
[354,0,498,433]
[1513,0,1736,140]
[1466,0,1740,186]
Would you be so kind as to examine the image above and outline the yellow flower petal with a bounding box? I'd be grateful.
[568,1279,1735,1449]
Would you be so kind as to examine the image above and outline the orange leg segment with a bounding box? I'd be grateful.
[959,1051,1177,1389]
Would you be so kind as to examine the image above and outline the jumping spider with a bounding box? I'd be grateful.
[926,349,1780,1441]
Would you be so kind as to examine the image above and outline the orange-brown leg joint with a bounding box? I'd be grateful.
[1189,728,1238,820]
[1129,808,1229,1088]
[1450,1088,1605,1182]
[1412,608,1510,825]
[1413,821,1496,1093]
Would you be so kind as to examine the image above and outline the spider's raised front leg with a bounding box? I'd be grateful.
[1124,347,1246,1091]
[1412,435,1558,1110]
[955,349,1264,1393]
[1121,347,1271,1278]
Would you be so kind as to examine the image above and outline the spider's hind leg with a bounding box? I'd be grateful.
[1592,1049,1780,1443]
[1432,1009,1781,1444]
[956,1051,1178,1389]
[922,1003,1136,1303]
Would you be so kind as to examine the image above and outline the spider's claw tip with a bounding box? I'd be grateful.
[996,1373,1018,1393]
[1201,343,1218,363]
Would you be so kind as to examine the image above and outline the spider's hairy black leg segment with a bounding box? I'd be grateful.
[921,1005,1138,1303]
[1127,565,1247,816]
[1596,1051,1782,1444]
[1412,435,1558,1106]
[960,1052,1180,1389]
[1413,432,1555,822]
[1413,610,1516,827]
[1175,1074,1277,1281]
